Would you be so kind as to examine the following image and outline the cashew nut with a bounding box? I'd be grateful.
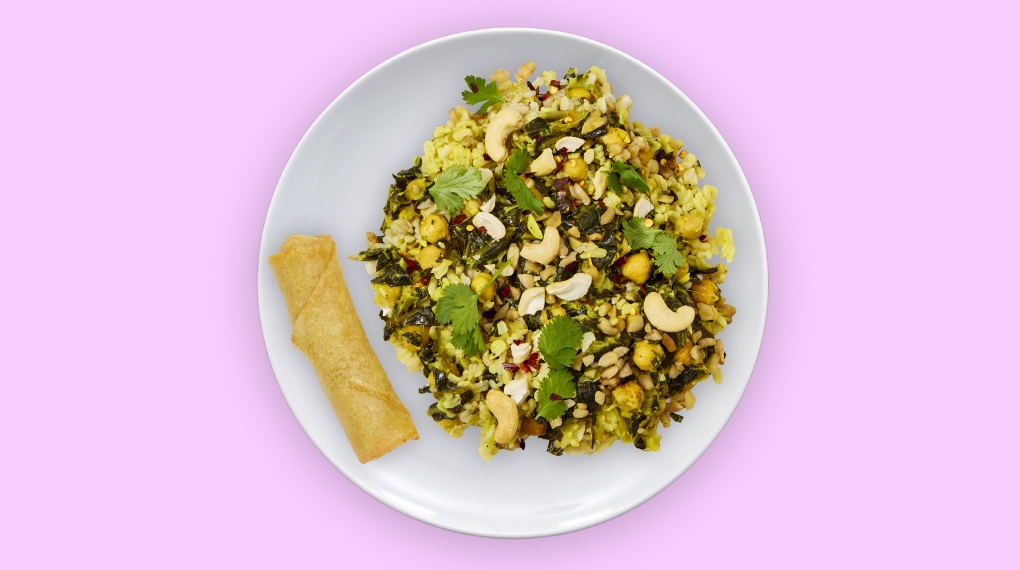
[519,227,560,265]
[592,170,608,199]
[554,136,585,152]
[472,211,506,240]
[502,378,529,404]
[518,286,546,316]
[545,273,592,301]
[633,195,654,218]
[480,193,496,213]
[484,107,525,163]
[510,341,532,363]
[486,389,520,445]
[530,148,557,176]
[643,292,696,333]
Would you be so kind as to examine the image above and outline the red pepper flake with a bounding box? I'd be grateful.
[549,393,563,401]
[451,214,467,225]
[519,438,526,450]
[502,362,520,373]
[614,256,628,268]
[418,276,430,286]
[521,352,541,373]
[405,259,420,273]
[526,81,535,91]
[557,147,569,159]
[512,339,522,345]
[609,273,626,285]
[549,79,562,88]
[478,225,488,235]
[470,84,479,93]
[539,91,551,101]
[699,234,708,242]
[499,286,511,298]
[552,178,569,190]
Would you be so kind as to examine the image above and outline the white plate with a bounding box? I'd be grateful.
[258,28,767,538]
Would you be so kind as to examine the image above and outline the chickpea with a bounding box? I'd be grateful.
[691,279,719,305]
[718,304,737,318]
[600,126,631,148]
[638,147,654,165]
[420,213,449,243]
[471,272,496,302]
[405,178,426,200]
[547,304,567,318]
[397,204,417,222]
[675,213,704,239]
[464,198,481,217]
[676,340,695,366]
[562,157,588,182]
[417,245,444,269]
[566,86,594,102]
[611,381,644,414]
[376,284,401,308]
[620,251,652,284]
[632,340,663,372]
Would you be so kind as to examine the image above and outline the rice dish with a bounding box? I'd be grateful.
[357,63,735,459]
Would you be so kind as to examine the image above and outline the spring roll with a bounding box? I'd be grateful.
[269,234,418,463]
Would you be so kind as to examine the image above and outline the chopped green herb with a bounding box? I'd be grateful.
[506,174,544,215]
[461,75,503,113]
[536,368,577,421]
[503,148,543,214]
[435,259,511,355]
[538,316,584,369]
[622,218,685,275]
[429,165,486,213]
[609,161,650,193]
[506,148,530,175]
[651,233,684,275]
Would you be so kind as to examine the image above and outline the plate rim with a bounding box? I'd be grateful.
[257,26,769,538]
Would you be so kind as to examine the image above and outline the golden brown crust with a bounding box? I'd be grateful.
[269,234,418,463]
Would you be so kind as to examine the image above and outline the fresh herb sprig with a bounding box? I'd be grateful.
[435,258,512,355]
[534,316,584,421]
[461,75,503,113]
[621,218,685,275]
[536,368,577,421]
[504,148,544,215]
[606,160,651,194]
[429,165,486,213]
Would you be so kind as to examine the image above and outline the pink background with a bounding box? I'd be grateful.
[3,1,1017,568]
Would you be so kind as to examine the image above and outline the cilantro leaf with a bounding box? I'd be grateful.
[610,161,650,193]
[536,368,577,422]
[607,171,623,193]
[506,148,530,175]
[538,316,584,369]
[651,233,684,275]
[506,174,544,215]
[622,218,685,276]
[461,75,503,113]
[435,283,485,355]
[429,165,486,212]
[435,259,512,355]
[621,217,658,249]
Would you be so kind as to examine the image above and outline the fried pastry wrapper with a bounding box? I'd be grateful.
[270,235,417,463]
